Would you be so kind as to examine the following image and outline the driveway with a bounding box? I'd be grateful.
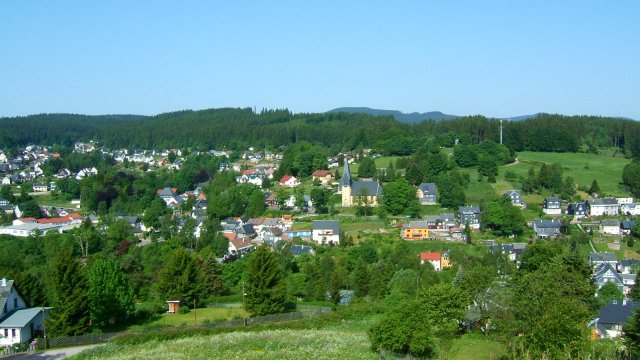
[2,345,102,360]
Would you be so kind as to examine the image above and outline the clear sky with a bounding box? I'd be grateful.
[1,1,638,119]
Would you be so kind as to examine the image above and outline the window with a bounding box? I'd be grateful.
[11,329,16,337]
[3,329,7,337]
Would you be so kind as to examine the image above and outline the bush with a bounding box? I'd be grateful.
[179,305,190,314]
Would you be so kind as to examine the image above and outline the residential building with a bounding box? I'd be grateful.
[417,183,438,205]
[32,183,48,192]
[589,252,619,269]
[419,251,451,271]
[533,219,562,238]
[600,219,621,236]
[543,197,562,215]
[340,159,382,207]
[567,202,588,219]
[311,170,333,185]
[589,300,640,339]
[588,198,619,217]
[621,203,640,216]
[279,175,300,188]
[402,221,430,239]
[593,262,625,294]
[458,206,481,230]
[311,220,340,245]
[0,278,50,346]
[504,190,524,207]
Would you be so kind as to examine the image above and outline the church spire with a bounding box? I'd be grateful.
[341,158,352,187]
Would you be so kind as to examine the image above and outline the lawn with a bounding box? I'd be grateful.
[501,150,631,197]
[72,314,506,360]
[126,307,247,331]
[348,156,404,177]
[32,194,79,209]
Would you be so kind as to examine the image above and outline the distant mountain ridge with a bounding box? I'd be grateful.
[327,107,458,123]
[327,107,549,123]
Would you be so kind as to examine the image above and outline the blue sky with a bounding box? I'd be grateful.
[1,1,639,118]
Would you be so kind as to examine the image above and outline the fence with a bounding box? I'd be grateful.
[7,306,333,355]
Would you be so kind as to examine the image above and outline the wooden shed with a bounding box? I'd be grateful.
[166,300,181,314]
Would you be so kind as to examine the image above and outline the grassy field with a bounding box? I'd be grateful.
[73,313,505,360]
[126,307,247,331]
[501,150,631,196]
[349,156,404,177]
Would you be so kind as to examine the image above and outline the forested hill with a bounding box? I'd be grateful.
[327,107,458,122]
[2,109,640,158]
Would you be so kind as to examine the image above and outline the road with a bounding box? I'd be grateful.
[2,345,102,360]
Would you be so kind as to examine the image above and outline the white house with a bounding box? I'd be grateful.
[311,220,340,245]
[0,278,50,346]
[543,197,562,215]
[588,198,619,217]
[621,203,640,216]
[279,175,300,188]
[1,177,10,186]
[600,219,621,236]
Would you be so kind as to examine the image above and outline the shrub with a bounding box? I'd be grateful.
[179,306,190,314]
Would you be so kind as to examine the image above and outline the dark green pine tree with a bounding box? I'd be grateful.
[630,270,640,302]
[202,254,227,297]
[47,249,92,336]
[244,246,287,316]
[352,261,370,298]
[158,248,204,305]
[589,179,602,196]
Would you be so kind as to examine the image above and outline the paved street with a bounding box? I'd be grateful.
[2,345,102,360]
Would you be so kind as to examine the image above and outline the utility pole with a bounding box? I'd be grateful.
[194,298,197,326]
[500,119,504,145]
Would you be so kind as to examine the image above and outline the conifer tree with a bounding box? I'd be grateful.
[244,246,287,316]
[47,249,91,336]
[158,248,203,305]
[202,254,227,297]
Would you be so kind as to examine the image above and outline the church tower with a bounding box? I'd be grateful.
[341,158,352,206]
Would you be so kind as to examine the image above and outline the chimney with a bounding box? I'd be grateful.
[1,278,6,287]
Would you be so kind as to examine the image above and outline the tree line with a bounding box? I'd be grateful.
[3,109,640,158]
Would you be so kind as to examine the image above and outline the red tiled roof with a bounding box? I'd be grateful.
[279,175,292,183]
[312,170,331,177]
[420,252,441,262]
[19,217,37,223]
[230,238,253,250]
[242,169,254,175]
[222,233,237,241]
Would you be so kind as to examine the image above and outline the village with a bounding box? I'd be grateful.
[1,141,640,352]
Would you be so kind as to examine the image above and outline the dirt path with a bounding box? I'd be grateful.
[2,344,103,360]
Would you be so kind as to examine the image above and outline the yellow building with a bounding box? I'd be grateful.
[402,221,430,239]
[341,159,382,207]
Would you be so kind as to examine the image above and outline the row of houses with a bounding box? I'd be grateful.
[401,209,477,241]
[544,197,639,218]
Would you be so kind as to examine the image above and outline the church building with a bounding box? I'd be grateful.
[341,159,382,207]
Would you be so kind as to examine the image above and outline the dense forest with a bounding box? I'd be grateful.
[1,109,639,157]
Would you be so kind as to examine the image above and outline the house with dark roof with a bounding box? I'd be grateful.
[0,278,50,346]
[533,219,562,238]
[621,221,635,235]
[291,245,315,256]
[504,190,524,207]
[312,220,340,245]
[589,300,640,339]
[458,206,481,230]
[340,160,382,207]
[589,252,619,269]
[593,262,625,294]
[621,203,640,216]
[567,202,588,219]
[588,198,619,217]
[417,183,437,205]
[600,219,621,236]
[543,197,562,215]
[402,221,430,239]
[620,259,640,274]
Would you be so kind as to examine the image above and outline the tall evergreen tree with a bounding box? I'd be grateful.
[47,249,91,336]
[157,248,203,305]
[202,254,227,297]
[244,246,287,316]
